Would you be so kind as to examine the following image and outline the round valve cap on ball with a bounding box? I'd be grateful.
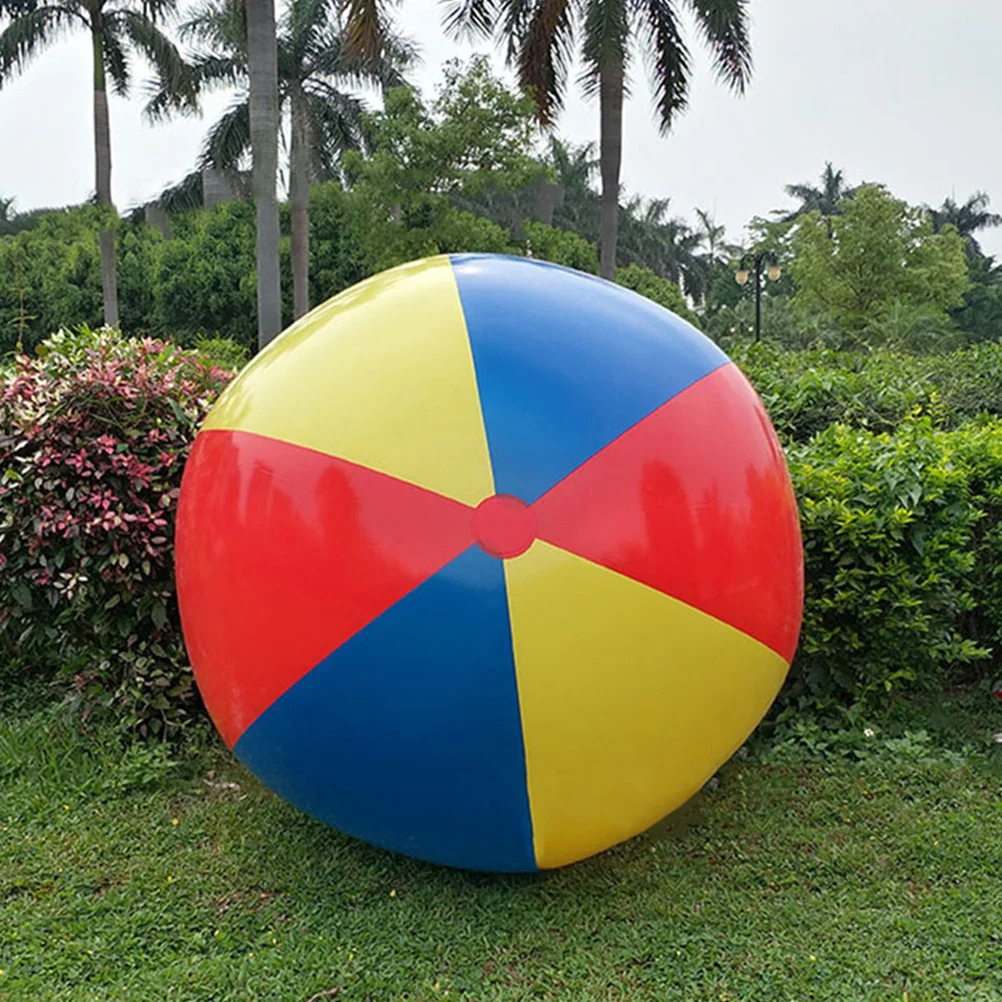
[175,253,804,872]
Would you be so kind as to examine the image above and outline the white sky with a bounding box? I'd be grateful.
[1,0,1000,257]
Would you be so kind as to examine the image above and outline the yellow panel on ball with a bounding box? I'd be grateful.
[504,540,790,870]
[203,256,495,506]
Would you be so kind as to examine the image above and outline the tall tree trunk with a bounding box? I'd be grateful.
[289,85,311,320]
[246,0,282,349]
[91,16,119,327]
[598,57,625,281]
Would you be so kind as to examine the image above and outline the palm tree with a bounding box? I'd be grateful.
[926,192,1002,260]
[155,0,411,321]
[616,195,700,293]
[245,0,281,346]
[692,207,737,311]
[779,162,855,224]
[0,0,194,327]
[547,136,599,239]
[439,0,751,280]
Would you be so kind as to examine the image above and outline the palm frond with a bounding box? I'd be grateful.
[284,0,333,63]
[634,0,689,131]
[113,10,198,120]
[130,0,180,26]
[440,0,500,40]
[197,96,251,170]
[376,28,419,81]
[306,84,367,175]
[102,23,131,95]
[0,4,83,82]
[685,0,751,91]
[342,0,393,60]
[178,0,245,52]
[783,181,819,203]
[578,0,629,100]
[496,0,534,63]
[307,20,415,92]
[517,0,575,125]
[153,167,204,212]
[191,51,246,87]
[547,135,597,185]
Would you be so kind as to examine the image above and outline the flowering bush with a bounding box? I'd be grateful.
[0,327,232,737]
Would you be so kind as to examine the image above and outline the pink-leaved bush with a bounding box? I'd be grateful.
[0,327,233,737]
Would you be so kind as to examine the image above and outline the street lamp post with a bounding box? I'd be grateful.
[735,252,782,343]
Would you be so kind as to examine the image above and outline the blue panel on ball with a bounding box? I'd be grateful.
[450,254,729,503]
[233,545,536,873]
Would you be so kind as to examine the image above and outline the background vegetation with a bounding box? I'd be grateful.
[3,57,999,356]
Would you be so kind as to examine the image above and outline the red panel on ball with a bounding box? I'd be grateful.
[532,363,803,662]
[175,429,477,746]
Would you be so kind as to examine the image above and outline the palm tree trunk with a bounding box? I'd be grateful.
[289,85,310,320]
[91,15,119,328]
[598,56,625,281]
[246,0,282,349]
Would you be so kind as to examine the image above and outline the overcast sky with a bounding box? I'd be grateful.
[1,0,1000,256]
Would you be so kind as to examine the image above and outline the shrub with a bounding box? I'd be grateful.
[785,419,989,711]
[735,343,939,442]
[192,336,251,372]
[0,327,231,737]
[948,419,1002,649]
[927,341,1002,420]
[734,341,1002,444]
[522,220,598,274]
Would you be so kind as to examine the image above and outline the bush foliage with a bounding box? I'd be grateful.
[786,420,996,710]
[0,328,232,737]
[2,326,1002,735]
[734,340,1002,442]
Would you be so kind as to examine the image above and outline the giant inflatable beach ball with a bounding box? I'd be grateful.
[175,254,803,872]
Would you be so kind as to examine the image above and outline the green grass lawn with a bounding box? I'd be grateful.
[3,704,1002,1002]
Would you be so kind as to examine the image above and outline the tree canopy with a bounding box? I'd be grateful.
[790,184,970,336]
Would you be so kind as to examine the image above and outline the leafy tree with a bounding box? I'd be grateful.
[0,0,194,327]
[790,184,970,336]
[155,0,412,320]
[151,200,260,345]
[926,191,1002,261]
[0,201,79,237]
[950,252,1002,340]
[440,0,751,280]
[350,56,543,209]
[302,181,371,303]
[0,207,165,353]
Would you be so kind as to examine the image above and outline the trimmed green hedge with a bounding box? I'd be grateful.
[785,418,1002,711]
[734,341,1002,443]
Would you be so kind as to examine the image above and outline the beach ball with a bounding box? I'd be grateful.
[175,254,803,872]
